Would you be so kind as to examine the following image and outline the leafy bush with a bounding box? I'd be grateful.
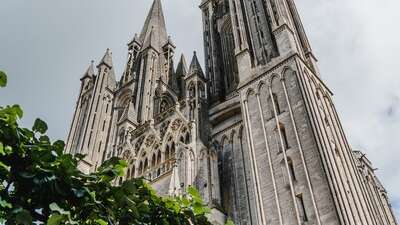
[0,71,212,225]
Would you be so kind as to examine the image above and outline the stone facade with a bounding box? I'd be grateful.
[66,0,398,224]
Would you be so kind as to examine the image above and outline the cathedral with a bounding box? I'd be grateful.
[65,0,398,224]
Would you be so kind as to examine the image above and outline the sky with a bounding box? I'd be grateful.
[0,0,399,220]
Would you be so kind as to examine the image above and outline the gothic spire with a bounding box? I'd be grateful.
[142,27,158,50]
[98,48,113,68]
[139,0,168,51]
[188,51,204,77]
[176,54,188,76]
[81,60,95,80]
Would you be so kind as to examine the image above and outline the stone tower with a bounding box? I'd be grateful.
[66,0,398,224]
[201,0,398,224]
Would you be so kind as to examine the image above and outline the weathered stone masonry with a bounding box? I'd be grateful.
[66,0,398,224]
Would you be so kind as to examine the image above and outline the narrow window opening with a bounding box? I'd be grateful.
[296,194,308,222]
[127,168,131,179]
[273,93,281,114]
[185,133,190,144]
[102,120,106,131]
[91,114,96,129]
[95,97,100,111]
[288,158,296,181]
[139,162,143,175]
[98,141,102,153]
[157,151,162,165]
[165,145,170,160]
[152,154,156,167]
[280,124,290,149]
[88,131,93,147]
[101,149,107,163]
[171,143,176,158]
[144,159,148,172]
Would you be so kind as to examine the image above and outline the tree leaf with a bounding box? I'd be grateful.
[32,118,48,134]
[0,197,12,209]
[0,142,4,155]
[0,161,10,172]
[95,219,108,225]
[47,213,65,225]
[53,140,65,153]
[12,105,23,118]
[0,71,7,87]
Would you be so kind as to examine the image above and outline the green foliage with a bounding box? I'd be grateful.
[0,71,6,87]
[0,72,212,225]
[225,219,235,225]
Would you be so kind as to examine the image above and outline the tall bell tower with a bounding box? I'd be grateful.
[201,0,398,225]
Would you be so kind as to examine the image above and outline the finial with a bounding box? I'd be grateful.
[193,51,197,56]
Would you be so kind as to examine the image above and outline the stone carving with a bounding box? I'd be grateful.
[171,119,182,131]
[160,120,170,138]
[122,150,132,160]
[145,135,155,147]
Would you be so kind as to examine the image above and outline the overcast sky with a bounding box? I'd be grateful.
[0,0,399,219]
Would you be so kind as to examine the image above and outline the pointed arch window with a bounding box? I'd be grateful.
[272,93,281,114]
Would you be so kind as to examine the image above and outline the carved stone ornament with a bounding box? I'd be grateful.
[145,135,156,147]
[135,136,145,152]
[122,150,132,160]
[171,119,182,131]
